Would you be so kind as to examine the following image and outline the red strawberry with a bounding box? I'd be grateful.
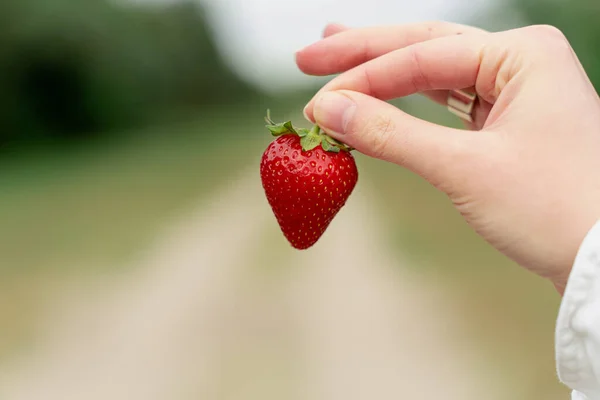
[260,111,358,249]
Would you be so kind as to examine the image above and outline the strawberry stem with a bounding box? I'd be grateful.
[265,110,354,153]
[265,109,275,125]
[309,124,321,136]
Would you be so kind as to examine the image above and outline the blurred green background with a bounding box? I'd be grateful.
[0,0,597,398]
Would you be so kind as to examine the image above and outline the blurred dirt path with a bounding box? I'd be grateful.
[0,168,505,400]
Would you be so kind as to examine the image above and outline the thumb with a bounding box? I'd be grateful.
[312,90,478,187]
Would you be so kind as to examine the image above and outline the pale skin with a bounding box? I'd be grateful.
[297,22,600,295]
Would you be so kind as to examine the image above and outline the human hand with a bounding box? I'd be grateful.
[297,22,600,294]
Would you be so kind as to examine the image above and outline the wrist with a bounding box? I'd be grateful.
[553,217,600,296]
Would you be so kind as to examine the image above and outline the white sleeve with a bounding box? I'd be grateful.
[556,220,600,400]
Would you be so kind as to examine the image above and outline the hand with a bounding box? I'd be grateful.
[297,22,600,294]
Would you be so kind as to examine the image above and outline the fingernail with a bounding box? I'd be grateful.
[313,92,356,135]
[303,104,313,122]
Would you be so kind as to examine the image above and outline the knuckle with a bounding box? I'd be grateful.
[530,24,566,40]
[408,45,430,92]
[524,24,571,51]
[363,66,380,98]
[364,114,397,160]
[476,44,512,103]
[501,25,573,67]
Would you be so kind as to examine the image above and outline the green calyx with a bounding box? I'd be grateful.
[265,109,352,153]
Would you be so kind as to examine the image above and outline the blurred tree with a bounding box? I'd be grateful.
[0,0,257,141]
[517,0,600,90]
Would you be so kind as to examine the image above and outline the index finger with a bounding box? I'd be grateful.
[304,34,487,121]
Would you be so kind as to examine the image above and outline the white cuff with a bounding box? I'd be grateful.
[556,219,600,400]
[573,391,589,400]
